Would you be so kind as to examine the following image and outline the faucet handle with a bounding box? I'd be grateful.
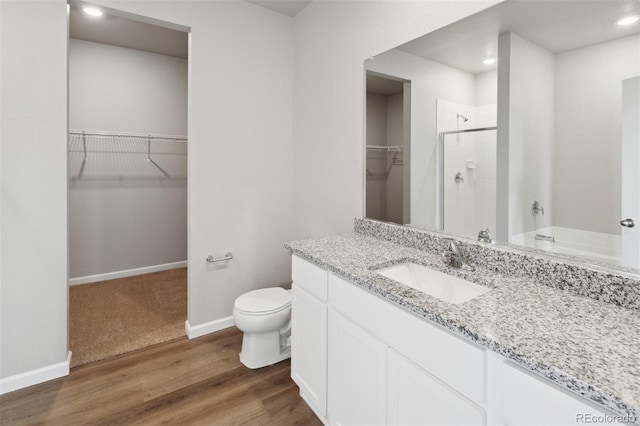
[531,200,545,216]
[442,237,459,253]
[441,238,475,271]
[478,228,492,243]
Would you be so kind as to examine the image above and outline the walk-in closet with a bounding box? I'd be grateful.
[67,4,189,366]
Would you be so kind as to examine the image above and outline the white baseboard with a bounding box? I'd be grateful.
[0,351,71,395]
[185,316,235,339]
[69,261,187,286]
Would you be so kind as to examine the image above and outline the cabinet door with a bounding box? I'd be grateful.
[291,284,327,419]
[328,310,387,426]
[502,362,623,426]
[387,349,486,426]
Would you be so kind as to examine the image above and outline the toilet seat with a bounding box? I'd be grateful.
[234,287,291,315]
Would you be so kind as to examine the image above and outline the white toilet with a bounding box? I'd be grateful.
[232,287,292,369]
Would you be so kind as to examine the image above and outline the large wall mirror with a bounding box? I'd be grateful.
[364,0,640,273]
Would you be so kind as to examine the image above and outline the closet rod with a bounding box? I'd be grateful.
[366,145,403,152]
[69,130,187,142]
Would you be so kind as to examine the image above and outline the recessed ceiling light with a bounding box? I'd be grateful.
[83,7,103,17]
[483,58,496,65]
[617,15,639,26]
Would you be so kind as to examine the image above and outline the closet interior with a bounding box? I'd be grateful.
[67,4,189,366]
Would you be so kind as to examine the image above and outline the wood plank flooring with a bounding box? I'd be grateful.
[0,328,322,426]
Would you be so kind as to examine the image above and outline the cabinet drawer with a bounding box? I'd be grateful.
[292,255,328,302]
[329,273,486,404]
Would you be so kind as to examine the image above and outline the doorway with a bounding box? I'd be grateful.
[67,3,190,366]
[365,71,411,224]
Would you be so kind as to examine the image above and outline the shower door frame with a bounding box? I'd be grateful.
[438,126,497,231]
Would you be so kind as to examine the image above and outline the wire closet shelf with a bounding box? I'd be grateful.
[68,130,188,180]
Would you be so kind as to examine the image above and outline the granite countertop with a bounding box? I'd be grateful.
[285,233,640,423]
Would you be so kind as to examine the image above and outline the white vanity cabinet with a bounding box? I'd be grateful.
[502,362,623,426]
[291,256,328,420]
[328,271,487,426]
[387,349,486,426]
[328,310,387,425]
[290,255,625,426]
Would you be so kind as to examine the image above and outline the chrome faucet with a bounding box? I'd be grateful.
[531,200,544,216]
[535,234,555,243]
[442,239,475,271]
[477,228,492,243]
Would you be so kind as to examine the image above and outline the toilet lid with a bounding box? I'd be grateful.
[234,287,291,314]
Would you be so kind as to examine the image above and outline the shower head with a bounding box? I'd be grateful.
[457,114,469,122]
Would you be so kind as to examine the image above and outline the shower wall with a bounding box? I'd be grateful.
[68,39,187,280]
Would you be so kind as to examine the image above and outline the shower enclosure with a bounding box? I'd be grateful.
[439,126,497,240]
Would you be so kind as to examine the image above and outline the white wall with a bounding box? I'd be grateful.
[68,39,188,278]
[293,0,502,238]
[366,49,476,229]
[621,76,640,269]
[1,1,69,382]
[498,32,555,241]
[554,35,640,235]
[475,70,497,106]
[69,39,187,135]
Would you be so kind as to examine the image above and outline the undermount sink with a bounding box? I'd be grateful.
[375,262,490,304]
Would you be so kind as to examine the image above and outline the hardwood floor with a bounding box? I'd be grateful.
[0,328,322,426]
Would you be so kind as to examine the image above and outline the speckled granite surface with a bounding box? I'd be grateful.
[285,233,640,423]
[355,218,640,310]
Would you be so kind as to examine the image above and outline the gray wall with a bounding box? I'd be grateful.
[68,39,188,278]
[385,92,404,224]
[365,91,403,224]
[366,93,387,221]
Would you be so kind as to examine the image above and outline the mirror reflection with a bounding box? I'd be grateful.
[364,0,640,271]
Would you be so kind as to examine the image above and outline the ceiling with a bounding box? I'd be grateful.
[69,5,188,58]
[244,0,312,17]
[69,0,312,58]
[366,73,404,96]
[397,0,640,75]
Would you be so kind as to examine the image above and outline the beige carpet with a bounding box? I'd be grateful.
[69,267,187,367]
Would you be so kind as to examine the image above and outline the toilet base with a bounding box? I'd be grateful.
[239,330,291,369]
